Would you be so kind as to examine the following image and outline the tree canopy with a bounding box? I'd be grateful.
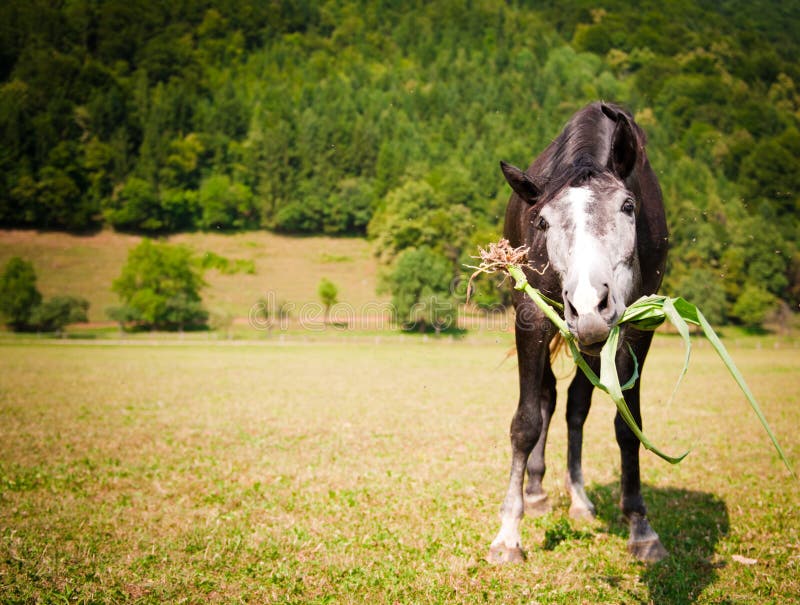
[110,239,208,330]
[383,246,456,333]
[1,0,798,325]
[0,257,41,330]
[317,277,338,320]
[0,257,89,332]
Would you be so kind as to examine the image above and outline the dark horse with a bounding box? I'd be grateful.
[489,102,669,563]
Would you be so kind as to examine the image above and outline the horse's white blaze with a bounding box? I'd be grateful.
[567,187,603,315]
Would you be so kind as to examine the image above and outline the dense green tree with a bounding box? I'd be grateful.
[159,188,200,232]
[368,178,476,265]
[29,295,89,333]
[384,246,455,333]
[197,174,256,230]
[110,239,207,330]
[317,278,338,321]
[107,304,141,330]
[671,269,728,327]
[160,133,204,189]
[739,128,800,218]
[369,180,440,263]
[0,256,41,330]
[103,177,162,232]
[732,285,777,329]
[324,178,376,234]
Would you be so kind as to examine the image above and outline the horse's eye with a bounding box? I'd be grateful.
[536,216,549,231]
[621,198,636,215]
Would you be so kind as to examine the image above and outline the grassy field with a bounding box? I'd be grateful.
[0,230,384,323]
[1,335,798,603]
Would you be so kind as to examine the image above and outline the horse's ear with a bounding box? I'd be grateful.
[605,111,637,180]
[500,161,541,204]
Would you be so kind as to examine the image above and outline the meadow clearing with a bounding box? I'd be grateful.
[0,334,798,603]
[0,230,384,324]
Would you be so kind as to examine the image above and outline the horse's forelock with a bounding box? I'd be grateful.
[538,155,616,206]
[565,156,603,188]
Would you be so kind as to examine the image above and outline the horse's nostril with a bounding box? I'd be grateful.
[568,300,578,318]
[597,284,610,313]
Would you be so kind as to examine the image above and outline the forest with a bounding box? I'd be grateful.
[1,0,798,326]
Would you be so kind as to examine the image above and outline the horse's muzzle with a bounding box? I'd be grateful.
[574,313,611,353]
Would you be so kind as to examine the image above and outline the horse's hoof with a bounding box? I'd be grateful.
[627,512,668,562]
[487,545,526,564]
[568,503,596,521]
[524,493,551,516]
[628,537,668,562]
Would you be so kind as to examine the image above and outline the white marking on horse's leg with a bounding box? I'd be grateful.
[565,471,596,520]
[490,510,522,550]
[523,491,548,508]
[566,187,603,315]
[488,457,526,563]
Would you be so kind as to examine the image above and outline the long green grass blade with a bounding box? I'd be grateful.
[660,297,692,407]
[672,297,701,325]
[471,243,794,475]
[506,266,687,464]
[501,263,793,475]
[600,327,690,463]
[507,265,569,334]
[620,345,639,391]
[696,308,796,478]
[629,294,795,477]
[618,295,668,328]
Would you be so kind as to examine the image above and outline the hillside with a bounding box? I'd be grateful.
[0,230,383,323]
[1,0,798,326]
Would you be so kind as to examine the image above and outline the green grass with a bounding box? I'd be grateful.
[0,230,384,323]
[0,336,798,603]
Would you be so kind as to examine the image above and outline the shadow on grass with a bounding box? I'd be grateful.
[588,482,729,605]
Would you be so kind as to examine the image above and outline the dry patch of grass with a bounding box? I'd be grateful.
[0,230,383,323]
[0,337,798,602]
[170,231,383,317]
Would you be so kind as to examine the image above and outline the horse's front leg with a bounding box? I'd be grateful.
[565,359,599,520]
[615,330,668,562]
[488,311,555,563]
[523,363,556,515]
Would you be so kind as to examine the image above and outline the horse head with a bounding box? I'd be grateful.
[500,108,641,354]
